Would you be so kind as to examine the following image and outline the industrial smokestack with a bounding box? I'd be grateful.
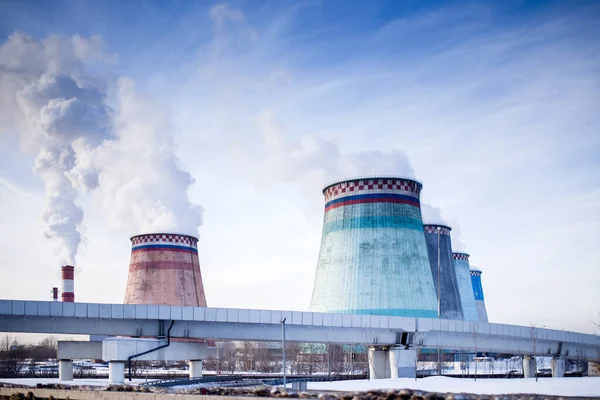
[470,267,489,322]
[51,287,59,302]
[310,177,438,317]
[423,225,463,320]
[124,233,207,306]
[452,253,478,321]
[61,265,75,302]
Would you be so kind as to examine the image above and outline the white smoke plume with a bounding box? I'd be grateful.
[0,32,202,264]
[421,203,447,226]
[93,78,203,237]
[257,110,415,188]
[0,33,112,264]
[450,223,468,253]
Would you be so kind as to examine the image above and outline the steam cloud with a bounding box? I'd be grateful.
[421,203,447,226]
[94,78,202,236]
[0,33,201,264]
[257,110,415,186]
[256,110,469,248]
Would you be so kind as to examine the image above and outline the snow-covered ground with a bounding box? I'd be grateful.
[4,376,599,397]
[309,376,600,397]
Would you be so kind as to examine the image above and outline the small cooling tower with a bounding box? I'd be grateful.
[423,225,463,320]
[61,265,74,302]
[470,267,489,322]
[124,233,207,306]
[452,253,478,321]
[310,177,438,318]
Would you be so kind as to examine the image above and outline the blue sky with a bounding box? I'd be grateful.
[0,0,599,335]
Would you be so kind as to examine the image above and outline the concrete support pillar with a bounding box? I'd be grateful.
[388,347,417,378]
[588,361,600,377]
[523,355,536,378]
[58,359,73,381]
[109,361,125,384]
[551,358,565,378]
[189,360,203,378]
[291,381,307,390]
[368,347,390,379]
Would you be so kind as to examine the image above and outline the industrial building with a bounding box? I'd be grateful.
[309,177,438,318]
[452,253,478,321]
[423,224,463,320]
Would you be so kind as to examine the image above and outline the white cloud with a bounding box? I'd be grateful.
[1,3,599,335]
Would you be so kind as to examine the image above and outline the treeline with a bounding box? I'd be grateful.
[0,335,57,378]
[203,341,369,375]
[0,335,369,378]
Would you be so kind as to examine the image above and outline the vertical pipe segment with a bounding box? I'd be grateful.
[281,318,286,387]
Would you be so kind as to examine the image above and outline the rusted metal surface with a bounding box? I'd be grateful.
[124,234,207,307]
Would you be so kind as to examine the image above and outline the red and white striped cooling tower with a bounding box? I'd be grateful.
[61,265,75,302]
[123,233,207,307]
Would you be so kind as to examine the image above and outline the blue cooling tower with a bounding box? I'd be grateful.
[470,267,489,322]
[423,225,463,320]
[452,253,478,321]
[309,177,438,318]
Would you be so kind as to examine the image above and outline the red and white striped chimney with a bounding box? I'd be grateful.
[61,265,75,302]
[51,287,59,302]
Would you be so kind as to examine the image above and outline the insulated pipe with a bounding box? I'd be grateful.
[128,320,175,381]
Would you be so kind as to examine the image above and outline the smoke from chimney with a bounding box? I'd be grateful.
[0,33,202,263]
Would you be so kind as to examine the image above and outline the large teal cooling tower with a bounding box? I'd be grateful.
[309,177,438,318]
[423,225,463,320]
[452,253,478,321]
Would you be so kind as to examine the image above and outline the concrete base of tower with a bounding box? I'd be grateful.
[189,360,203,378]
[589,361,600,376]
[368,347,390,379]
[109,361,125,384]
[389,347,416,378]
[551,358,565,377]
[58,360,73,381]
[523,356,536,378]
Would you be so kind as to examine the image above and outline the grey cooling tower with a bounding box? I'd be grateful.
[423,225,463,320]
[452,253,478,321]
[470,267,489,322]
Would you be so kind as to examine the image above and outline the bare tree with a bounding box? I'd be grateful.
[0,338,27,378]
[286,342,303,375]
[460,353,469,378]
[592,312,600,330]
[471,324,478,381]
[412,346,420,381]
[0,335,13,352]
[529,323,538,382]
[39,337,58,352]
